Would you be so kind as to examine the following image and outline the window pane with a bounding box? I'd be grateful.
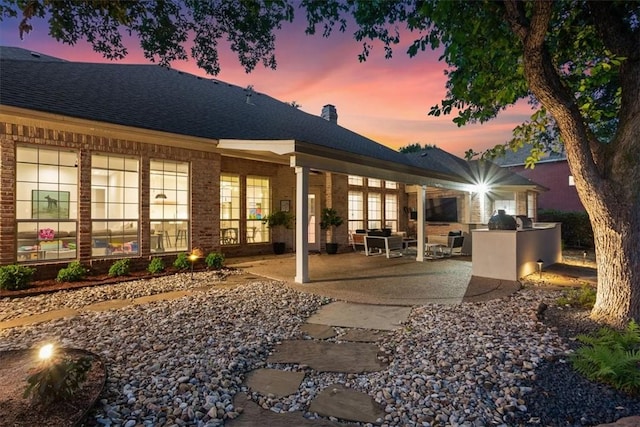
[149,159,190,252]
[368,193,382,229]
[348,175,363,186]
[16,146,78,263]
[348,191,364,232]
[220,174,241,245]
[246,176,269,243]
[92,154,140,257]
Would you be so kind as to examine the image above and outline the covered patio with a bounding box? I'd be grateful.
[227,252,520,305]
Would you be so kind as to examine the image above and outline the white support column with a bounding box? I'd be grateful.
[295,166,309,283]
[416,185,426,262]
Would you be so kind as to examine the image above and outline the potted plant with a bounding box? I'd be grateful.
[262,210,294,254]
[320,207,344,254]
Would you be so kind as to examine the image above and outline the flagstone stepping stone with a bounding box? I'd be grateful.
[306,301,411,331]
[244,368,305,397]
[268,340,387,373]
[0,308,79,330]
[309,383,384,424]
[340,328,386,342]
[300,323,336,339]
[227,393,358,427]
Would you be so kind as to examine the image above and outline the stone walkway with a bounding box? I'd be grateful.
[228,301,411,425]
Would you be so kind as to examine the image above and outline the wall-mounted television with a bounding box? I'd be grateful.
[426,197,458,222]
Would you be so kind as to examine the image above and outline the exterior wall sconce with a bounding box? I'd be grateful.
[537,259,544,278]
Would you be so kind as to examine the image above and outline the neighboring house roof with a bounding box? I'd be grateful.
[403,146,546,190]
[0,46,542,191]
[491,143,567,167]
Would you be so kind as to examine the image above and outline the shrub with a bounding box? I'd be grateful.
[108,258,131,277]
[571,320,640,394]
[147,257,165,274]
[173,253,190,270]
[537,209,594,248]
[0,264,35,290]
[205,252,225,269]
[56,261,87,283]
[24,355,93,405]
[556,284,597,309]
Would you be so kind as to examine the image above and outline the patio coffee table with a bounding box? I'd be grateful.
[425,243,446,259]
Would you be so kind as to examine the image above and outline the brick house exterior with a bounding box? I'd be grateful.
[0,47,545,282]
[492,147,585,213]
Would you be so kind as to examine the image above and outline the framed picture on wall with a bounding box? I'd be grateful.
[32,190,70,219]
[280,200,291,212]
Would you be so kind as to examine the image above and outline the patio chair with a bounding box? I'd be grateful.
[351,232,366,252]
[443,235,464,256]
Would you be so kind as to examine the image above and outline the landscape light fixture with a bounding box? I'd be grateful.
[38,343,54,361]
[189,253,199,280]
[155,193,167,199]
[537,259,544,278]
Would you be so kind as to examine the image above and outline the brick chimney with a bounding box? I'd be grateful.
[321,104,338,124]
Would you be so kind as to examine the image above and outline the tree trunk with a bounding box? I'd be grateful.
[588,194,640,326]
[505,0,640,325]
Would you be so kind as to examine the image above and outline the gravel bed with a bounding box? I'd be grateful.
[0,269,239,322]
[1,275,638,427]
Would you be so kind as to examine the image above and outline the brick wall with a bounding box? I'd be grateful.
[506,161,585,212]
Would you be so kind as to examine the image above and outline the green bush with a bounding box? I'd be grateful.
[571,320,640,394]
[0,264,35,290]
[147,257,165,274]
[56,261,87,283]
[173,253,190,270]
[108,258,131,277]
[556,285,597,309]
[205,252,225,269]
[24,356,93,405]
[537,209,594,248]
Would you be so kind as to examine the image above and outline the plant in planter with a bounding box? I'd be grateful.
[262,210,295,254]
[320,207,344,254]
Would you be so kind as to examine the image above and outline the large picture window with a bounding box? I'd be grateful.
[246,176,269,243]
[220,174,240,245]
[91,154,139,257]
[16,146,78,262]
[150,160,189,252]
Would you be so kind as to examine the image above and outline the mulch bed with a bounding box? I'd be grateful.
[0,267,201,299]
[0,348,106,427]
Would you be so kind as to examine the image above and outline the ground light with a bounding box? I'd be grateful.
[189,253,199,280]
[38,343,54,361]
[537,259,544,278]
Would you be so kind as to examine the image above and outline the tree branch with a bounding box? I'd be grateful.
[504,0,606,207]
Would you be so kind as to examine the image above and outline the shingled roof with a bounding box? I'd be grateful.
[0,46,542,190]
[0,46,419,169]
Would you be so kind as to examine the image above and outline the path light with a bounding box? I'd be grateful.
[38,343,54,361]
[537,259,544,279]
[188,248,203,280]
[583,250,587,264]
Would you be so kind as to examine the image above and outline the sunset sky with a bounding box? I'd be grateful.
[0,12,534,157]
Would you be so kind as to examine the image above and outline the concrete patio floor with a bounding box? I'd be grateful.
[227,251,520,306]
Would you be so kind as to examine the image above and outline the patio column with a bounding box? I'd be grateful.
[295,166,309,283]
[416,185,426,262]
